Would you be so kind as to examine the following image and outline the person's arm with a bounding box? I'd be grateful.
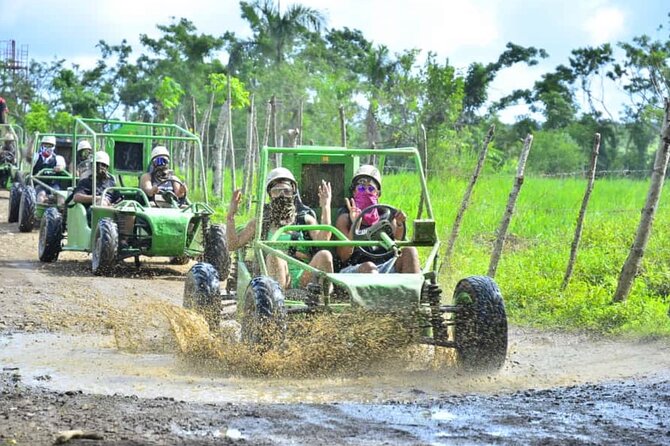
[54,155,66,173]
[72,180,93,204]
[226,189,256,251]
[391,209,407,240]
[309,180,332,241]
[140,173,157,198]
[172,175,188,198]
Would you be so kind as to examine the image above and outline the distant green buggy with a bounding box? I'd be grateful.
[184,145,508,372]
[9,133,75,232]
[37,118,228,278]
[0,125,25,191]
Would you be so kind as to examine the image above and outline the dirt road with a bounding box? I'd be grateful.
[1,190,669,445]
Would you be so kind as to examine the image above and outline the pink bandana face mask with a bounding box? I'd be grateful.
[354,189,379,226]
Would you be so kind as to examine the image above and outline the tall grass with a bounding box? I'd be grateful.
[384,172,670,337]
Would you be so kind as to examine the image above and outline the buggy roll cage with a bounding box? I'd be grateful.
[250,145,439,289]
[73,118,207,205]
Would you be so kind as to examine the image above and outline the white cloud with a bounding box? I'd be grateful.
[582,6,626,45]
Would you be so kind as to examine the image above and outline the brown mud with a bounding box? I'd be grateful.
[0,190,669,445]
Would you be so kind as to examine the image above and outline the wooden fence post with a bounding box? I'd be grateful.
[488,133,533,278]
[441,124,495,274]
[417,124,428,219]
[227,75,236,193]
[613,98,670,302]
[561,133,601,290]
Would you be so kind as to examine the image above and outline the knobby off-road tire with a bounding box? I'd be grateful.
[17,186,36,232]
[92,218,118,276]
[183,262,221,331]
[8,183,21,223]
[241,276,286,348]
[38,207,63,262]
[13,171,24,186]
[203,224,230,281]
[454,275,508,372]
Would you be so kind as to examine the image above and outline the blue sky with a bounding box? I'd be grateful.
[1,0,668,121]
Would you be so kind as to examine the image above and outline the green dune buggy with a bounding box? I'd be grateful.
[0,124,25,191]
[37,118,228,278]
[184,145,508,371]
[10,133,76,232]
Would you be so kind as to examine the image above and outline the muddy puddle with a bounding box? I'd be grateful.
[2,301,669,405]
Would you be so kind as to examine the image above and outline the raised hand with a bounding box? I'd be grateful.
[345,197,361,224]
[318,180,332,208]
[229,189,242,215]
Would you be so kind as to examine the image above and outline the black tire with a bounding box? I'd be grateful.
[183,262,221,330]
[241,276,286,347]
[8,183,21,223]
[13,171,25,186]
[38,207,63,262]
[204,224,230,281]
[17,186,36,232]
[92,218,118,276]
[453,276,508,372]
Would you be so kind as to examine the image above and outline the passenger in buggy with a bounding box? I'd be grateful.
[139,146,187,207]
[227,167,334,290]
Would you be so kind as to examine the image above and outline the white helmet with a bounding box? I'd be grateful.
[41,135,56,146]
[77,140,92,152]
[265,167,296,193]
[4,133,15,142]
[95,151,110,166]
[151,146,170,160]
[352,164,382,194]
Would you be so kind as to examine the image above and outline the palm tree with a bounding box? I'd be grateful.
[240,0,325,64]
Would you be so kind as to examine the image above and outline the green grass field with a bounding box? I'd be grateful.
[385,172,670,337]
[200,168,670,337]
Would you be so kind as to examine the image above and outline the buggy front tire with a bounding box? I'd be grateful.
[240,276,286,348]
[204,224,230,281]
[17,186,36,232]
[38,207,63,262]
[183,262,221,330]
[453,275,508,372]
[8,183,21,223]
[92,217,118,276]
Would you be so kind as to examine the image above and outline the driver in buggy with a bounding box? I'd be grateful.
[0,132,18,188]
[227,167,334,291]
[31,135,67,204]
[139,146,187,207]
[335,164,420,274]
[1,133,17,164]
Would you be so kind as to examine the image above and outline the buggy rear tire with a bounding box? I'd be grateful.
[8,183,21,223]
[18,186,36,232]
[183,262,221,330]
[204,224,230,281]
[38,207,63,262]
[241,276,286,347]
[453,276,507,372]
[92,218,118,276]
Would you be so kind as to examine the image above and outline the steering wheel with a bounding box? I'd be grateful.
[156,178,186,207]
[350,204,406,259]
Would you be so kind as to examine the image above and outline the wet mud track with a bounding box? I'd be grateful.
[1,191,669,445]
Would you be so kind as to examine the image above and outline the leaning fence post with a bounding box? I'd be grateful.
[441,124,495,274]
[561,133,601,290]
[613,98,670,302]
[488,133,533,278]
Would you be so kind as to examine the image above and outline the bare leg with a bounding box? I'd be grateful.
[300,250,334,287]
[36,190,48,204]
[395,247,420,273]
[267,254,290,289]
[355,261,379,273]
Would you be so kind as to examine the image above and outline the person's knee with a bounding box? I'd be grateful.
[360,261,378,273]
